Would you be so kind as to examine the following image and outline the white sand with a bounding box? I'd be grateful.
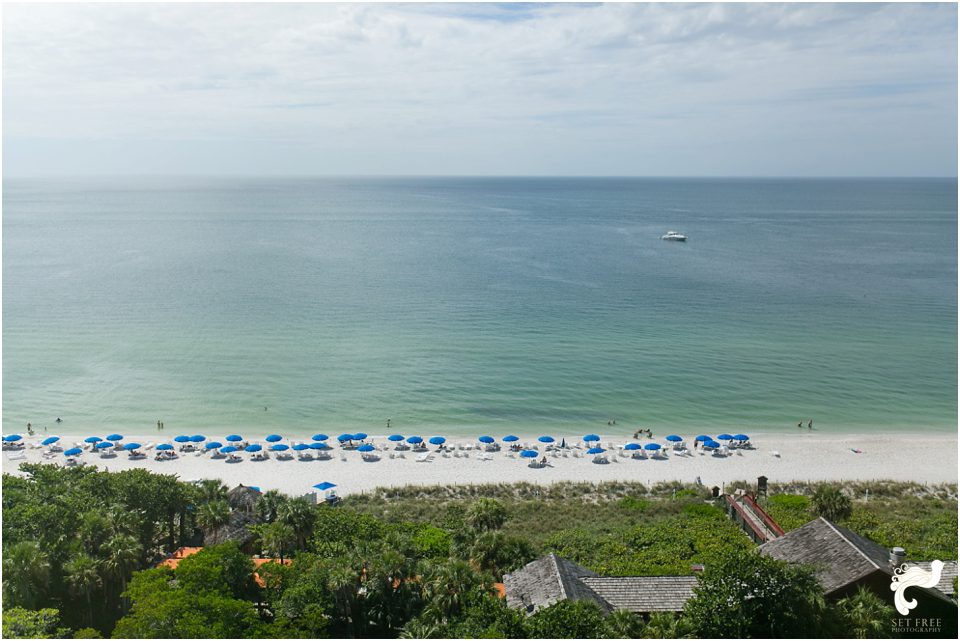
[2,431,956,497]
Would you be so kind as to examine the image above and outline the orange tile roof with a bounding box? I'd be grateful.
[156,547,203,569]
[493,582,506,598]
[156,547,291,587]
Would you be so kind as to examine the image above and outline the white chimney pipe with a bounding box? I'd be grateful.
[890,547,906,568]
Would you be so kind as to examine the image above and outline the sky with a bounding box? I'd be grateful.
[2,2,957,177]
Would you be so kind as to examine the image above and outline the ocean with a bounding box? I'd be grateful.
[2,177,956,438]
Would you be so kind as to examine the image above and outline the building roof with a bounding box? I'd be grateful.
[226,485,261,513]
[156,547,290,587]
[759,517,955,606]
[156,547,204,569]
[759,517,895,593]
[504,554,697,614]
[503,554,609,613]
[580,576,698,613]
[907,561,959,598]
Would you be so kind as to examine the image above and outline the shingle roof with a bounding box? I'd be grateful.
[760,518,955,606]
[907,561,958,598]
[759,517,893,593]
[503,554,609,613]
[580,576,698,613]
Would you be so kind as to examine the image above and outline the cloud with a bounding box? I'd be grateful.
[2,2,956,176]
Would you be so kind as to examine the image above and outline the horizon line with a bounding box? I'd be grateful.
[3,173,957,181]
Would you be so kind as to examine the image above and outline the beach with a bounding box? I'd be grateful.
[3,431,956,497]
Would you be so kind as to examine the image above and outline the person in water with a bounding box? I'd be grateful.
[808,419,813,429]
[55,417,62,423]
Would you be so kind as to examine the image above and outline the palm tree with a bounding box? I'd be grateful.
[604,609,644,638]
[421,560,486,624]
[255,490,288,524]
[261,521,296,563]
[1,541,51,609]
[465,498,508,533]
[64,554,102,627]
[835,586,895,638]
[102,533,142,615]
[197,499,231,544]
[278,497,315,551]
[812,485,852,521]
[196,479,229,504]
[641,612,696,638]
[327,560,362,636]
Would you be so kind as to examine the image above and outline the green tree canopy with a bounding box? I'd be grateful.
[683,550,829,638]
[1,608,70,639]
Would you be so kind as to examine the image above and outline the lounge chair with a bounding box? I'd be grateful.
[298,453,314,461]
[64,457,78,467]
[7,450,27,461]
[415,453,432,463]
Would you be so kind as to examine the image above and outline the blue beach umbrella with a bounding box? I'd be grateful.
[644,443,662,451]
[587,447,605,455]
[703,440,720,449]
[313,482,337,491]
[123,443,141,451]
[665,435,683,442]
[387,434,405,442]
[503,435,519,442]
[156,443,174,451]
[190,435,206,443]
[84,436,102,444]
[106,434,124,441]
[583,434,601,442]
[205,442,223,450]
[624,443,641,451]
[271,444,290,451]
[293,444,310,451]
[225,435,243,442]
[358,444,375,452]
[312,434,329,442]
[64,447,82,456]
[245,444,263,453]
[538,436,555,443]
[733,434,750,441]
[174,435,191,443]
[220,445,238,453]
[695,435,712,442]
[353,432,368,441]
[265,434,282,442]
[41,436,60,446]
[520,450,539,458]
[95,442,114,449]
[717,434,733,441]
[429,436,446,445]
[3,434,23,442]
[337,433,354,442]
[406,435,423,444]
[478,436,495,444]
[309,442,326,450]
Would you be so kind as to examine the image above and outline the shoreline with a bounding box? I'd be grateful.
[3,430,956,497]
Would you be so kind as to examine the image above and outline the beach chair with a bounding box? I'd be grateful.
[64,457,78,467]
[415,453,432,463]
[398,452,405,459]
[6,450,27,461]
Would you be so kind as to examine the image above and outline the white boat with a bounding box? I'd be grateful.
[660,230,687,241]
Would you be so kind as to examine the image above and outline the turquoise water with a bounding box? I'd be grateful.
[2,177,956,437]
